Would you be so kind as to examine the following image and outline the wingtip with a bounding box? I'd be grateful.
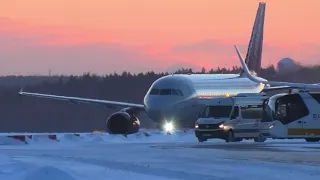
[19,88,23,94]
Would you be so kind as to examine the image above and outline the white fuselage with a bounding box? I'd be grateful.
[143,74,266,127]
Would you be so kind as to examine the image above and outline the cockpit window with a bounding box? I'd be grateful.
[149,88,159,95]
[149,88,184,96]
[160,89,172,95]
[171,89,179,95]
[177,89,184,96]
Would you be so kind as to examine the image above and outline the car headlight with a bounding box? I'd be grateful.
[219,124,224,129]
[195,124,199,129]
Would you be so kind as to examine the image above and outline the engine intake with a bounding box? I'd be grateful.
[106,111,140,135]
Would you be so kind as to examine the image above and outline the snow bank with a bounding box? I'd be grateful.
[24,166,75,180]
[0,130,317,147]
[84,130,198,144]
[27,135,58,143]
[58,134,83,142]
[0,130,198,145]
[0,136,26,145]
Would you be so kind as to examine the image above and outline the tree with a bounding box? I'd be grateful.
[201,67,206,74]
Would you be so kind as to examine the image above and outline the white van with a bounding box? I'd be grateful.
[195,97,234,142]
[261,91,320,142]
[195,93,269,142]
[220,103,268,142]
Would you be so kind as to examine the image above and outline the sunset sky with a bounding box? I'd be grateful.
[0,0,319,75]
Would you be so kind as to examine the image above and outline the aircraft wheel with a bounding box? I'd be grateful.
[226,130,235,142]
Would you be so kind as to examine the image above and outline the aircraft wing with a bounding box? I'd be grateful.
[234,45,320,89]
[19,89,145,110]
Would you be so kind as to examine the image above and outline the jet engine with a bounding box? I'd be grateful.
[106,107,140,135]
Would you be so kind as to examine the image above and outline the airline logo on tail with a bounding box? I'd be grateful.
[242,2,266,75]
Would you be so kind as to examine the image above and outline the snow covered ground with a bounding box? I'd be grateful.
[0,130,320,180]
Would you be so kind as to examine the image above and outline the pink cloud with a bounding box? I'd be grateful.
[0,18,319,76]
[172,39,320,68]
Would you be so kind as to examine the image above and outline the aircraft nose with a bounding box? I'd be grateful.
[146,107,161,117]
[145,106,163,123]
[145,98,175,122]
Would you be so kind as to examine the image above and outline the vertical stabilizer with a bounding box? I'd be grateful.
[242,2,266,75]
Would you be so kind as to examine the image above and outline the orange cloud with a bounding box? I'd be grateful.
[0,0,320,75]
[0,18,319,76]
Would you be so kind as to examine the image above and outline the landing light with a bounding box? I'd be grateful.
[164,122,174,133]
[226,94,230,98]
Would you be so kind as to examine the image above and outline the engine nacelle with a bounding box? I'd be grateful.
[106,111,140,135]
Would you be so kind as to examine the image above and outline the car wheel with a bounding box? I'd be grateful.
[305,138,320,142]
[226,130,235,142]
[254,134,266,142]
[198,137,207,142]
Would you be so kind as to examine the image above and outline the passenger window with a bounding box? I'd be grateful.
[149,88,159,95]
[160,89,171,95]
[309,93,320,103]
[241,105,262,119]
[171,89,179,96]
[177,89,184,96]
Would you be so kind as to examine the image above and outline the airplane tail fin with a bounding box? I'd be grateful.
[241,2,266,76]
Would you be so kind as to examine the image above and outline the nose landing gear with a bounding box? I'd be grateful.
[156,121,175,134]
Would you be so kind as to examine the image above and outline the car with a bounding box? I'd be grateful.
[195,93,268,142]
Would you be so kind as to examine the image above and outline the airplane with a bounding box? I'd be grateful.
[18,2,320,135]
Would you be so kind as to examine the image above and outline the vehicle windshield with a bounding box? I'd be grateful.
[203,106,232,118]
[262,94,309,124]
[261,98,275,122]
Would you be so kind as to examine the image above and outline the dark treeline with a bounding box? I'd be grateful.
[0,64,319,133]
